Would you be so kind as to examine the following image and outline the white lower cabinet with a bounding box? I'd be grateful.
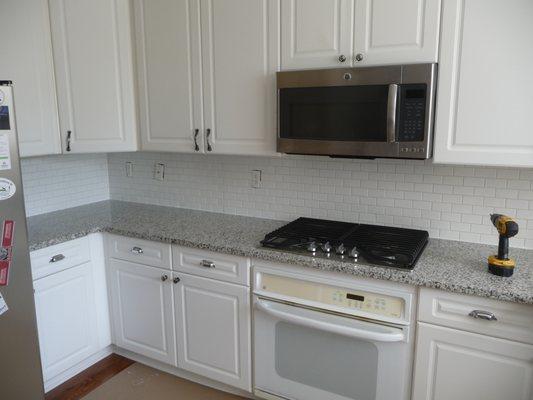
[34,262,99,382]
[412,322,533,400]
[107,259,176,366]
[174,273,251,391]
[32,234,110,391]
[107,235,252,393]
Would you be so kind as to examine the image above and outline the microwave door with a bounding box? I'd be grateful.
[277,84,400,158]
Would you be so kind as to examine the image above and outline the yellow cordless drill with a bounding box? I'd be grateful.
[488,214,519,277]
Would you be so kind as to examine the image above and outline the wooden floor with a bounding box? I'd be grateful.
[45,354,135,400]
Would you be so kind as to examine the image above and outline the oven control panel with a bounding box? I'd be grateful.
[258,273,405,320]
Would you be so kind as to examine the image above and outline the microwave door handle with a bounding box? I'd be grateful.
[387,84,399,143]
[254,298,405,343]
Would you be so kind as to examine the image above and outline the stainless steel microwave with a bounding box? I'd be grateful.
[277,63,437,159]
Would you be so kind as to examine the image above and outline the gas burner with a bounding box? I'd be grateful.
[260,217,428,270]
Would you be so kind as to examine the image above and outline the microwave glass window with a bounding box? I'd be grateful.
[279,85,389,142]
[0,106,10,130]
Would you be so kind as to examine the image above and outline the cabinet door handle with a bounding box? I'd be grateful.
[338,54,346,63]
[468,310,498,321]
[193,129,200,152]
[206,129,212,152]
[161,274,168,282]
[200,260,215,268]
[49,254,65,263]
[173,277,180,284]
[131,246,143,255]
[354,53,364,62]
[66,131,72,152]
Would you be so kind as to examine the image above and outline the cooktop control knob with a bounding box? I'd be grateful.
[307,241,318,253]
[322,241,332,253]
[336,243,346,255]
[349,247,359,259]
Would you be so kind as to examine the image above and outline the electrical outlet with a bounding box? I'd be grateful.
[125,162,133,177]
[154,163,165,181]
[251,169,262,188]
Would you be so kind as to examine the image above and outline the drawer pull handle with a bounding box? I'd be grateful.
[49,254,65,263]
[469,310,498,321]
[200,260,215,268]
[131,246,144,255]
[161,274,168,282]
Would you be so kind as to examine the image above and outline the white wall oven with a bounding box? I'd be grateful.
[253,263,416,400]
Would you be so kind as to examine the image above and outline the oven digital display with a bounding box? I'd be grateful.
[346,293,365,302]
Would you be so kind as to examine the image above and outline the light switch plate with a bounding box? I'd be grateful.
[125,162,133,177]
[154,163,165,181]
[251,169,262,188]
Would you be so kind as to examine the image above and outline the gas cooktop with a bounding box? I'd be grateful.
[260,217,429,270]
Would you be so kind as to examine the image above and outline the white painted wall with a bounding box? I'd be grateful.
[21,154,110,216]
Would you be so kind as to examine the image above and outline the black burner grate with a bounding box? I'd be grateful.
[261,217,428,269]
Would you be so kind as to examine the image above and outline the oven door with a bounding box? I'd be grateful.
[278,83,400,158]
[253,297,413,400]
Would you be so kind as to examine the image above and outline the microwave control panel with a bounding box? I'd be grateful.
[258,273,405,319]
[398,84,427,142]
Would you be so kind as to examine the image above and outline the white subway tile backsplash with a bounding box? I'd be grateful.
[21,154,110,216]
[19,151,533,250]
[107,152,533,249]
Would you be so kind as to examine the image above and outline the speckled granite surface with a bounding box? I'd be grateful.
[27,200,533,304]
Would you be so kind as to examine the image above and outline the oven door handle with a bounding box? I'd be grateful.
[254,298,405,343]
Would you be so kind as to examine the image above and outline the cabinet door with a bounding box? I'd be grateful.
[412,322,533,400]
[433,0,533,167]
[0,0,61,157]
[200,0,278,156]
[281,0,354,69]
[353,0,440,66]
[134,0,204,153]
[175,273,251,391]
[107,259,176,366]
[48,0,138,153]
[33,262,99,382]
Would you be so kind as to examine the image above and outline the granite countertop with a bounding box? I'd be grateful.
[27,200,533,304]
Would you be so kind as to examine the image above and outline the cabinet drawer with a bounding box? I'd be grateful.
[418,288,533,345]
[172,246,250,286]
[30,237,90,280]
[107,235,171,270]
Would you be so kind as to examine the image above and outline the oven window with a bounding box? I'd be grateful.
[279,85,389,141]
[275,321,378,400]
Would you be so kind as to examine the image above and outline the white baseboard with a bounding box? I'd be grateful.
[113,346,257,399]
[44,346,113,393]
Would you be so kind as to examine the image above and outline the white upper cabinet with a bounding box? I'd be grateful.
[354,0,441,66]
[0,0,61,157]
[200,0,278,155]
[280,0,440,70]
[434,0,533,167]
[134,0,278,156]
[49,0,138,153]
[280,0,354,70]
[134,0,203,153]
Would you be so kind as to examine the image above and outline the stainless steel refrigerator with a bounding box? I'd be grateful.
[0,82,45,398]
